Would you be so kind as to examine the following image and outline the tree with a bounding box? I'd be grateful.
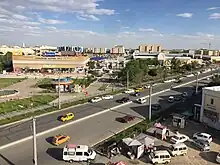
[87,61,95,70]
[148,69,157,77]
[171,58,181,72]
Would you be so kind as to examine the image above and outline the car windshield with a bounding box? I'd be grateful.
[88,149,93,155]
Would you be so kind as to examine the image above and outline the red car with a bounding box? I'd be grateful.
[116,115,136,123]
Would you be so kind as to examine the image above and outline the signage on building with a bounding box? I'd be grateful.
[43,64,56,68]
[43,52,56,57]
[12,50,23,56]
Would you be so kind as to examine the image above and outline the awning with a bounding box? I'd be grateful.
[114,161,126,165]
[122,138,142,146]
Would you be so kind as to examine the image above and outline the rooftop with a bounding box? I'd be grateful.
[204,86,220,92]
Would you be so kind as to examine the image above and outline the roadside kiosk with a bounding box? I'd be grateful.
[172,113,186,129]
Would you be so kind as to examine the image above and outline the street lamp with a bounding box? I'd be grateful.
[195,73,199,94]
[148,84,153,121]
[32,117,38,165]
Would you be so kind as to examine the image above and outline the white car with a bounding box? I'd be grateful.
[170,134,189,144]
[90,97,102,103]
[193,132,212,143]
[216,152,220,163]
[102,95,113,100]
[124,89,135,94]
[168,96,175,103]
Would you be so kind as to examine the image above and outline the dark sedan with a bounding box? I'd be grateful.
[152,104,161,111]
[116,97,129,103]
[116,115,136,123]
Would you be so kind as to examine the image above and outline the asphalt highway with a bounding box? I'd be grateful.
[0,71,214,147]
[0,77,210,165]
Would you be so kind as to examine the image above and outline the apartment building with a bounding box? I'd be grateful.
[139,44,162,53]
[93,48,107,54]
[200,86,220,130]
[110,45,125,55]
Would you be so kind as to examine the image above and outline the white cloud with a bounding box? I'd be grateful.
[176,13,193,18]
[87,8,114,15]
[209,13,220,19]
[116,20,121,22]
[125,9,130,12]
[46,26,57,30]
[77,14,100,21]
[23,25,40,30]
[207,7,220,11]
[13,14,29,21]
[138,28,156,32]
[38,16,67,24]
[16,5,26,10]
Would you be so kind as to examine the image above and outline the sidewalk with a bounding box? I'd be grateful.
[0,79,119,120]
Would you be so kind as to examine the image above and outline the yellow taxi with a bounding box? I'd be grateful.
[135,87,144,92]
[60,113,74,122]
[52,134,70,146]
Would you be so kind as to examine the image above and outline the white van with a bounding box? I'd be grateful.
[168,143,188,156]
[149,150,171,164]
[63,144,96,162]
[137,98,147,104]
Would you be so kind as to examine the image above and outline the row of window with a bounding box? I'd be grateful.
[64,151,89,156]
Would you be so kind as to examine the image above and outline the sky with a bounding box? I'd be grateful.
[0,0,220,49]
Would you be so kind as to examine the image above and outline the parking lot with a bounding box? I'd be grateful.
[92,118,220,165]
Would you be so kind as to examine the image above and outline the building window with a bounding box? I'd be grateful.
[210,98,214,104]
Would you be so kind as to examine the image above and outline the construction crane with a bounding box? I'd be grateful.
[200,42,211,50]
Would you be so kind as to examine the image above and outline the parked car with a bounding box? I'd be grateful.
[144,85,150,89]
[124,89,135,94]
[170,134,189,144]
[182,92,188,97]
[152,104,161,111]
[192,139,210,152]
[102,95,113,100]
[116,115,136,123]
[116,97,129,103]
[90,97,102,103]
[216,152,220,163]
[193,132,212,143]
[168,96,175,103]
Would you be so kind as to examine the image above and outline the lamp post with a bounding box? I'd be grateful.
[148,84,152,121]
[32,117,38,165]
[58,72,61,109]
[195,73,199,94]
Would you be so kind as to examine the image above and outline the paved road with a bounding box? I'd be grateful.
[0,71,214,147]
[0,79,210,165]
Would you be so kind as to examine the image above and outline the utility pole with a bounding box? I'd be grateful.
[148,85,152,121]
[32,117,38,165]
[195,73,199,94]
[127,70,129,89]
[58,72,61,109]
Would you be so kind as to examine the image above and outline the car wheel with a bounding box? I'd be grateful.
[154,162,158,165]
[165,161,169,164]
[69,160,74,163]
[174,154,177,157]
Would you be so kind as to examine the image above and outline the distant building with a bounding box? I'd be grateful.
[0,45,35,55]
[58,46,84,56]
[200,86,220,130]
[110,45,125,55]
[138,44,162,53]
[93,48,107,54]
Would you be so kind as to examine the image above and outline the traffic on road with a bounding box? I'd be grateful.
[0,71,217,165]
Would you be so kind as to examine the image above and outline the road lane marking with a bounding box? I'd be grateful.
[0,74,212,150]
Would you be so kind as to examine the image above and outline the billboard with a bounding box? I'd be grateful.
[43,52,56,57]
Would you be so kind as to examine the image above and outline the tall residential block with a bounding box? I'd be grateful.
[139,44,162,53]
